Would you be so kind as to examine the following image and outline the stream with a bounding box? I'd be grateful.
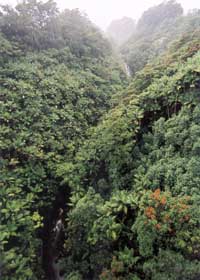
[42,187,68,280]
[124,62,131,77]
[42,210,64,279]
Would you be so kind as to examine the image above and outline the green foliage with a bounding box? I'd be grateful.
[0,185,42,279]
[64,188,107,277]
[1,0,200,279]
[144,250,200,280]
[67,43,200,195]
[66,271,82,280]
[64,29,200,278]
[0,0,111,58]
[0,1,126,278]
[87,189,200,279]
[137,0,183,33]
[89,190,138,244]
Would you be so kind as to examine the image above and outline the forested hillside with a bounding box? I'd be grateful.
[0,1,126,279]
[0,1,200,280]
[121,0,200,75]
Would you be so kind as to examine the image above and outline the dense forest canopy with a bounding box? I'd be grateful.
[0,1,126,279]
[0,0,200,280]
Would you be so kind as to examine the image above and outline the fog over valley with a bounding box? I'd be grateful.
[1,0,200,29]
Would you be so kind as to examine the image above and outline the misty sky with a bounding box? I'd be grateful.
[1,0,200,30]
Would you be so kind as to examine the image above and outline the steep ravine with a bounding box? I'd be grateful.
[42,187,68,279]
